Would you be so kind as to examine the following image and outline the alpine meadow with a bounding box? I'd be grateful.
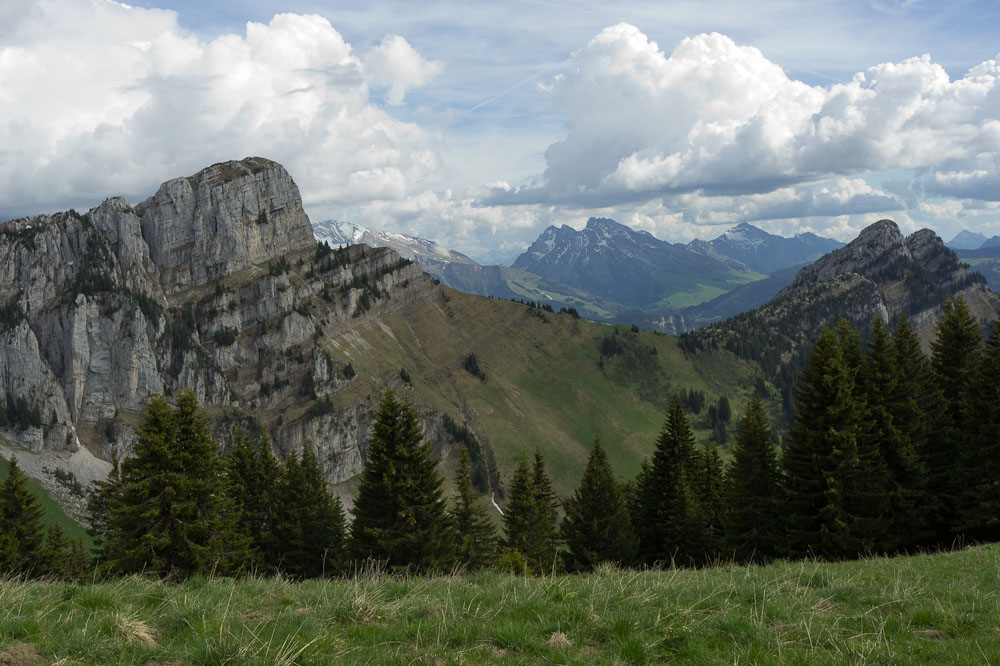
[3,1,1000,664]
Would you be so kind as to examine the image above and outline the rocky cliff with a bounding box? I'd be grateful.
[0,158,461,502]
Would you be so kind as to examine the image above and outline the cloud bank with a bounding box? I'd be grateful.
[0,0,442,218]
[487,23,1000,220]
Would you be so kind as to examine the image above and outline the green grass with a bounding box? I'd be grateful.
[0,456,92,549]
[3,544,1000,664]
[321,289,758,496]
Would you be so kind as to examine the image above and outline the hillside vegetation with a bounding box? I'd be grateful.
[2,544,999,665]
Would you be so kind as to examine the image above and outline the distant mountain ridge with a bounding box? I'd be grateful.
[510,217,758,310]
[946,229,992,250]
[686,219,999,409]
[312,219,478,267]
[689,222,844,274]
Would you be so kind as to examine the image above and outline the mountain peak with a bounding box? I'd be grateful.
[947,229,989,250]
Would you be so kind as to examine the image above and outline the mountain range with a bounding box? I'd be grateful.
[946,229,1000,250]
[0,159,757,510]
[2,158,995,521]
[315,217,847,331]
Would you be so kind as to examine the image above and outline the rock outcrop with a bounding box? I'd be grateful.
[685,219,999,410]
[0,158,451,492]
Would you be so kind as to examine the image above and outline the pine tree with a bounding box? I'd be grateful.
[634,397,705,566]
[783,326,882,559]
[37,524,70,579]
[838,320,889,551]
[225,429,282,571]
[450,449,499,569]
[956,317,1000,541]
[274,446,347,577]
[929,296,982,540]
[0,456,45,574]
[694,442,726,562]
[724,395,783,563]
[503,456,538,571]
[891,315,946,547]
[97,392,243,577]
[561,440,638,571]
[530,450,560,572]
[350,390,454,571]
[865,318,928,551]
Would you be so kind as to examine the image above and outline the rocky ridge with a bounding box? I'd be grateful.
[0,158,466,500]
[684,219,998,409]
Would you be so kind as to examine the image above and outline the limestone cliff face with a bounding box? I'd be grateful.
[0,158,447,490]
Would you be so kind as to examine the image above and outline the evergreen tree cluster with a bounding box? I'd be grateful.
[67,295,1000,580]
[0,457,88,580]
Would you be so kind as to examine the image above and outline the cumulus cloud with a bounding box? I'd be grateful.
[0,0,441,219]
[364,35,444,105]
[485,23,1000,211]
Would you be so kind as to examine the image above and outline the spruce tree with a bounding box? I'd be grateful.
[694,442,726,562]
[350,390,454,571]
[956,317,1000,541]
[503,456,538,570]
[274,446,347,577]
[37,524,70,579]
[929,296,982,540]
[0,456,45,574]
[634,397,704,566]
[97,392,243,577]
[865,318,928,551]
[531,450,560,572]
[724,395,783,563]
[450,449,499,569]
[783,326,882,559]
[891,315,945,547]
[561,440,638,571]
[225,429,282,571]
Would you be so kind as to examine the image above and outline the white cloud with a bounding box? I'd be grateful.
[0,0,442,219]
[364,35,443,105]
[485,24,1000,212]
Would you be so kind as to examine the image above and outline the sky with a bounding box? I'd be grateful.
[2,0,1000,262]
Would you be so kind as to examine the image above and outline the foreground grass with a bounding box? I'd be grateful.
[2,544,1000,665]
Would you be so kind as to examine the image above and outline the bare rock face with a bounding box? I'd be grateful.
[0,157,449,493]
[136,158,314,293]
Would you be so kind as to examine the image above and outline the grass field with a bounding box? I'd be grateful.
[0,456,92,549]
[321,287,758,495]
[2,544,999,665]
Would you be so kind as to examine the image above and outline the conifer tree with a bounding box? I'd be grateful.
[724,395,783,563]
[694,442,726,562]
[450,449,499,569]
[502,456,538,569]
[97,392,244,577]
[634,397,704,566]
[838,320,890,550]
[929,296,982,540]
[531,450,560,571]
[37,524,70,579]
[561,440,638,571]
[0,456,45,574]
[275,446,347,577]
[783,326,883,559]
[864,318,928,551]
[225,429,282,570]
[351,390,454,571]
[891,315,946,546]
[956,317,1000,541]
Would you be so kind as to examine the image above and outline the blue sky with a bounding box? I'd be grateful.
[2,0,1000,260]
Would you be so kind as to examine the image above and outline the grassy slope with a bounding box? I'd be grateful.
[0,456,91,548]
[322,287,757,493]
[3,544,999,665]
